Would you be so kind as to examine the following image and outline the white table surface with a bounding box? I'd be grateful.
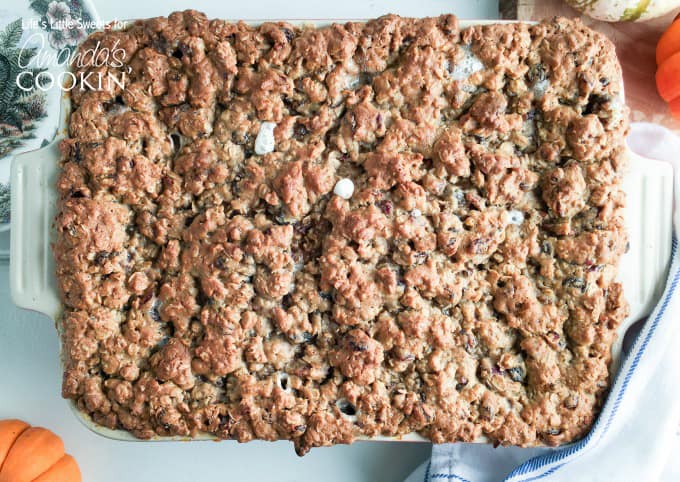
[0,2,498,482]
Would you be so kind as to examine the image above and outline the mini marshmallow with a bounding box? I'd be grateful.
[508,210,524,225]
[411,208,422,218]
[532,78,550,100]
[448,46,485,81]
[254,121,276,155]
[276,372,291,392]
[333,178,354,200]
[336,398,358,422]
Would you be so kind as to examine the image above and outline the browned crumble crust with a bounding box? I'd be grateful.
[54,11,629,455]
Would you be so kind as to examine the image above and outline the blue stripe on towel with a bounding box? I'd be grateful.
[431,474,473,482]
[518,465,564,482]
[428,236,680,482]
[424,460,431,482]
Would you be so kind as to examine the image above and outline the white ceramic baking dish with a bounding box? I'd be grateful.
[8,18,675,444]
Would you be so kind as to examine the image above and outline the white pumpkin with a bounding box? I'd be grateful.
[566,0,680,22]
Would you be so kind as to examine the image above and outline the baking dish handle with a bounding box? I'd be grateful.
[10,137,62,320]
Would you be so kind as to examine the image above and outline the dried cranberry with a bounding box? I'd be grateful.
[293,123,309,140]
[94,251,112,265]
[378,200,393,215]
[213,256,227,270]
[563,276,586,293]
[282,28,295,42]
[294,221,311,235]
[218,413,231,429]
[139,289,153,304]
[455,377,468,391]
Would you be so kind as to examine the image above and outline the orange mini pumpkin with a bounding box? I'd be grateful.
[656,14,680,120]
[0,420,81,482]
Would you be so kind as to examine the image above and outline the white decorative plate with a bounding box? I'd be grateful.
[0,0,99,235]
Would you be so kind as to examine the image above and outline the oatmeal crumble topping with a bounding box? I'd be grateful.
[54,11,629,455]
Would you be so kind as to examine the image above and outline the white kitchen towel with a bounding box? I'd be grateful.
[405,122,680,482]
